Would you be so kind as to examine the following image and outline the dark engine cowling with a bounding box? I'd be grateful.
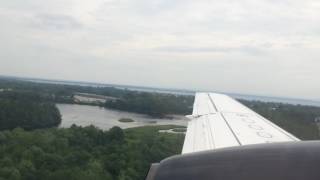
[146,141,320,180]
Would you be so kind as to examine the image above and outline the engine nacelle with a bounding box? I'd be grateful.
[146,141,320,180]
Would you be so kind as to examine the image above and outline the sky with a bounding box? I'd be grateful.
[0,0,320,100]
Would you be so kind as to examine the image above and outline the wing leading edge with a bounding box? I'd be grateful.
[182,92,300,154]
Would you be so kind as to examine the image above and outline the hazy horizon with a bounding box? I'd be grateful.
[1,0,320,100]
[3,74,320,104]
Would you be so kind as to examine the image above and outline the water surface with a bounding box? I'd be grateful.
[57,104,188,130]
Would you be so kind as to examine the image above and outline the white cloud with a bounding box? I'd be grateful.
[0,0,320,99]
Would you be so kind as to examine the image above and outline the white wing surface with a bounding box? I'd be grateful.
[182,92,300,154]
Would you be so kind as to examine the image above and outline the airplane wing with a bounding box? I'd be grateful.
[146,93,320,180]
[182,92,299,154]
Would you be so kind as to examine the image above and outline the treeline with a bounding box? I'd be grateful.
[240,100,320,140]
[0,125,184,180]
[0,78,131,103]
[0,78,195,117]
[105,92,194,117]
[0,91,61,130]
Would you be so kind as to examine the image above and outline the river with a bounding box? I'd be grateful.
[57,104,189,130]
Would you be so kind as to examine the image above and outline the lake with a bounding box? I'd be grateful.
[57,104,189,130]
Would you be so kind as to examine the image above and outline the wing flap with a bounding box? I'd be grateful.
[182,114,240,154]
[222,112,298,145]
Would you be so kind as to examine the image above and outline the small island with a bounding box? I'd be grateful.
[118,118,135,123]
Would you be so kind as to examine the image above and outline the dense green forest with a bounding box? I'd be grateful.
[0,91,61,130]
[105,91,194,117]
[0,125,184,180]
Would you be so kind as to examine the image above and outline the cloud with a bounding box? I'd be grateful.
[0,0,320,99]
[31,13,83,30]
[153,45,266,56]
